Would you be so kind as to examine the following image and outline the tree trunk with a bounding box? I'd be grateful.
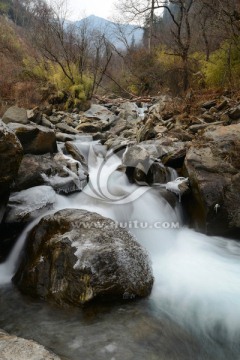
[182,54,189,92]
[148,0,155,53]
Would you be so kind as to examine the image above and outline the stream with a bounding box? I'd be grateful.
[1,142,240,359]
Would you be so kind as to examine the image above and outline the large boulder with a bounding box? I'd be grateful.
[0,329,61,360]
[2,106,29,125]
[0,121,23,222]
[13,154,88,194]
[8,123,57,154]
[183,123,240,237]
[13,209,153,307]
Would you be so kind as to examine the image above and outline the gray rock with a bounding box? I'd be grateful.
[167,128,194,142]
[2,106,29,125]
[65,141,88,167]
[13,209,154,306]
[83,104,116,125]
[140,138,187,169]
[189,122,222,133]
[137,122,156,142]
[42,116,55,129]
[216,99,228,111]
[5,185,56,223]
[56,123,78,134]
[76,122,102,133]
[228,106,240,120]
[49,115,61,124]
[56,132,77,142]
[123,145,152,169]
[0,329,61,360]
[50,153,88,193]
[27,108,42,124]
[109,119,129,136]
[8,123,57,155]
[122,144,170,185]
[183,123,240,237]
[118,102,140,122]
[13,154,88,194]
[201,100,217,109]
[201,112,216,123]
[0,121,23,222]
[149,95,172,114]
[104,137,135,151]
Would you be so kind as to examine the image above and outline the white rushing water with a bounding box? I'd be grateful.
[1,141,240,347]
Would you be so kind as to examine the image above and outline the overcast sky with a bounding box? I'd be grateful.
[66,0,116,20]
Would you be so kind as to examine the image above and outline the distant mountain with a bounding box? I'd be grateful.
[74,15,144,50]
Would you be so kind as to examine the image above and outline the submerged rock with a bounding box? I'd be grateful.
[0,121,23,223]
[0,329,61,360]
[13,209,154,307]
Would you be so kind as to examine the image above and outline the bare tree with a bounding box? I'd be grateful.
[116,0,196,90]
[28,0,113,98]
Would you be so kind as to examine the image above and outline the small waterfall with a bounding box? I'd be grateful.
[0,220,39,284]
[0,194,71,285]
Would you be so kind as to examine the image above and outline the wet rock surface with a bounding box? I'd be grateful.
[183,124,240,237]
[0,329,62,360]
[5,185,56,224]
[1,92,240,258]
[13,209,154,307]
[13,154,88,194]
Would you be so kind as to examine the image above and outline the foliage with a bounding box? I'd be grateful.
[23,58,93,108]
[203,40,240,88]
[0,0,11,15]
[118,46,202,96]
[0,17,22,59]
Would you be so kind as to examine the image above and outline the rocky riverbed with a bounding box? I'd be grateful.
[0,93,240,357]
[1,94,240,241]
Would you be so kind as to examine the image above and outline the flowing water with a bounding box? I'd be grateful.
[1,143,240,359]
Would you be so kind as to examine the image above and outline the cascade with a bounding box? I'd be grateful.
[1,141,240,359]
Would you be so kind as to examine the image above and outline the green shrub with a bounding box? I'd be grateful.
[22,59,94,107]
[203,40,240,88]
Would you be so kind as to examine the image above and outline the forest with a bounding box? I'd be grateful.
[0,0,240,113]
